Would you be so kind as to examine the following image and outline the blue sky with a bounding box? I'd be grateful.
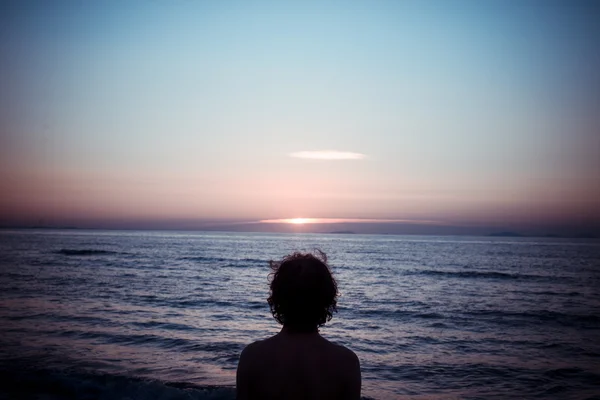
[1,0,599,233]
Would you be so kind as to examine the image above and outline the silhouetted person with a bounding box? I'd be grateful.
[236,251,361,400]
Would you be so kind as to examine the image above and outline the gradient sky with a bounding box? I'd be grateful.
[1,1,599,232]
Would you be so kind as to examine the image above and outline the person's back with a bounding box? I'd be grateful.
[236,251,361,400]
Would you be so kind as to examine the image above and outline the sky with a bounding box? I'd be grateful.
[1,0,599,235]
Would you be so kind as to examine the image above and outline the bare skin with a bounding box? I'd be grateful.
[236,326,361,400]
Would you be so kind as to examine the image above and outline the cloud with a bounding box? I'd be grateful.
[289,150,366,160]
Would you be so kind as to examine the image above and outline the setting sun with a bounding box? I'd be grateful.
[287,218,313,225]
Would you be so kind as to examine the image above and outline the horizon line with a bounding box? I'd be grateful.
[257,218,445,225]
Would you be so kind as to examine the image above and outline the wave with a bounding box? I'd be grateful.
[411,269,551,281]
[468,310,600,329]
[53,330,245,354]
[0,367,236,400]
[373,363,600,397]
[0,367,376,400]
[55,249,119,256]
[180,256,230,262]
[180,256,266,266]
[355,307,600,329]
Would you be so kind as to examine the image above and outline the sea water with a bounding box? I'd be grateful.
[0,230,599,399]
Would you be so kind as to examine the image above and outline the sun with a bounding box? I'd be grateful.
[287,218,312,224]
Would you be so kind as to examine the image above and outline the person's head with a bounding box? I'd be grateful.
[267,250,338,332]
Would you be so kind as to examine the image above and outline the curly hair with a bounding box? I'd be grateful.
[267,250,338,332]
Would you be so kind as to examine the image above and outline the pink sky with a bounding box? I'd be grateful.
[1,2,599,235]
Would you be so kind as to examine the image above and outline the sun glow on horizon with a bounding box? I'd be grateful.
[259,218,445,225]
[285,218,315,224]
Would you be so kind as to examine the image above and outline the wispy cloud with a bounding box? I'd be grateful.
[289,150,366,160]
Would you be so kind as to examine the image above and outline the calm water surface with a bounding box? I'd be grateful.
[1,230,599,399]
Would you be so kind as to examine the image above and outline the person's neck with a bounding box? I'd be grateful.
[281,325,319,335]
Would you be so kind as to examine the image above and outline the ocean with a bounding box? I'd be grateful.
[0,229,599,399]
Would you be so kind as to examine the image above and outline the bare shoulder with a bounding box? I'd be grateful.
[239,335,279,361]
[335,343,360,364]
[320,338,360,365]
[240,338,266,359]
[325,341,361,398]
[237,340,268,382]
[320,337,356,357]
[237,339,271,400]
